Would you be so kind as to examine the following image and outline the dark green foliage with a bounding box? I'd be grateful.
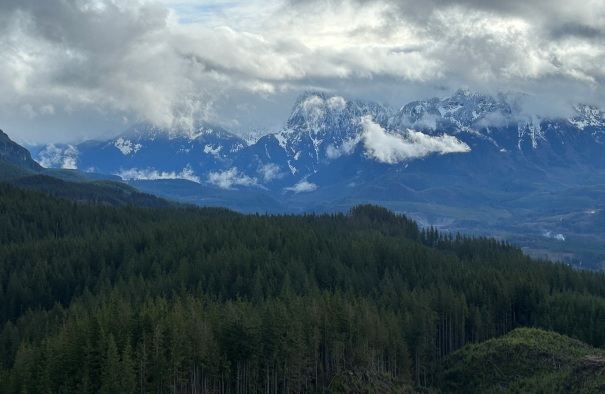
[0,130,42,172]
[1,187,605,393]
[0,156,34,180]
[10,174,173,207]
[440,327,605,393]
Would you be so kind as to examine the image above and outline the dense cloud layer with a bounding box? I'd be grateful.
[2,0,604,143]
[361,116,470,163]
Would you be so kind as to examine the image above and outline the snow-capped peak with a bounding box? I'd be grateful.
[286,92,347,133]
[264,92,394,168]
[31,89,605,196]
[123,122,242,143]
[569,104,605,130]
[394,90,512,133]
[286,91,392,133]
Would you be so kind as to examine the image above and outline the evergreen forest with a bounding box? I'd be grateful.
[1,181,605,393]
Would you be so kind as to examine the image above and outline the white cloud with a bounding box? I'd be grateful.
[2,0,605,143]
[36,144,79,169]
[300,95,327,128]
[207,167,258,189]
[39,104,55,115]
[203,144,222,157]
[285,179,318,193]
[361,115,471,164]
[114,138,143,155]
[116,165,200,183]
[258,163,285,182]
[325,137,361,159]
[542,230,566,241]
[61,156,78,170]
[326,96,347,110]
[20,104,37,119]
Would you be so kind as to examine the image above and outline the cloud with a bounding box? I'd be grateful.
[2,0,605,143]
[207,167,259,189]
[116,165,201,183]
[285,179,318,193]
[326,96,347,110]
[36,144,79,169]
[258,163,285,182]
[326,137,361,159]
[279,0,605,109]
[361,115,470,164]
[114,138,142,155]
[542,230,565,241]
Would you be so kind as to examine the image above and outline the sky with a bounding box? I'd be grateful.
[1,0,604,144]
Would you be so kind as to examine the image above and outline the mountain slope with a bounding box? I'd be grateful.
[0,129,42,174]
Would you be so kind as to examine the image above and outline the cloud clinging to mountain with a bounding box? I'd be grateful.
[361,116,471,164]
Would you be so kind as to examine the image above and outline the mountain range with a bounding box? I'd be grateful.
[22,89,605,268]
[0,128,174,208]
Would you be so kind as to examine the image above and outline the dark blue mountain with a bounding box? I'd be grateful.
[26,89,605,266]
[35,123,247,179]
[33,90,605,193]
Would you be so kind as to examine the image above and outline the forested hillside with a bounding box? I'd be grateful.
[441,327,605,392]
[1,182,605,393]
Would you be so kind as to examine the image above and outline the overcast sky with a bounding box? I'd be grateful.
[2,0,604,144]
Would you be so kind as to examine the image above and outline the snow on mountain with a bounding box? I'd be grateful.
[391,89,513,133]
[31,89,605,195]
[241,129,267,146]
[235,92,395,182]
[517,120,546,149]
[569,105,605,130]
[281,91,393,162]
[35,123,248,185]
[254,91,485,175]
[115,123,246,160]
[114,138,142,155]
[387,89,605,154]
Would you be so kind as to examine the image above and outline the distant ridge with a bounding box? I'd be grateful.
[0,129,42,172]
[0,129,174,208]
